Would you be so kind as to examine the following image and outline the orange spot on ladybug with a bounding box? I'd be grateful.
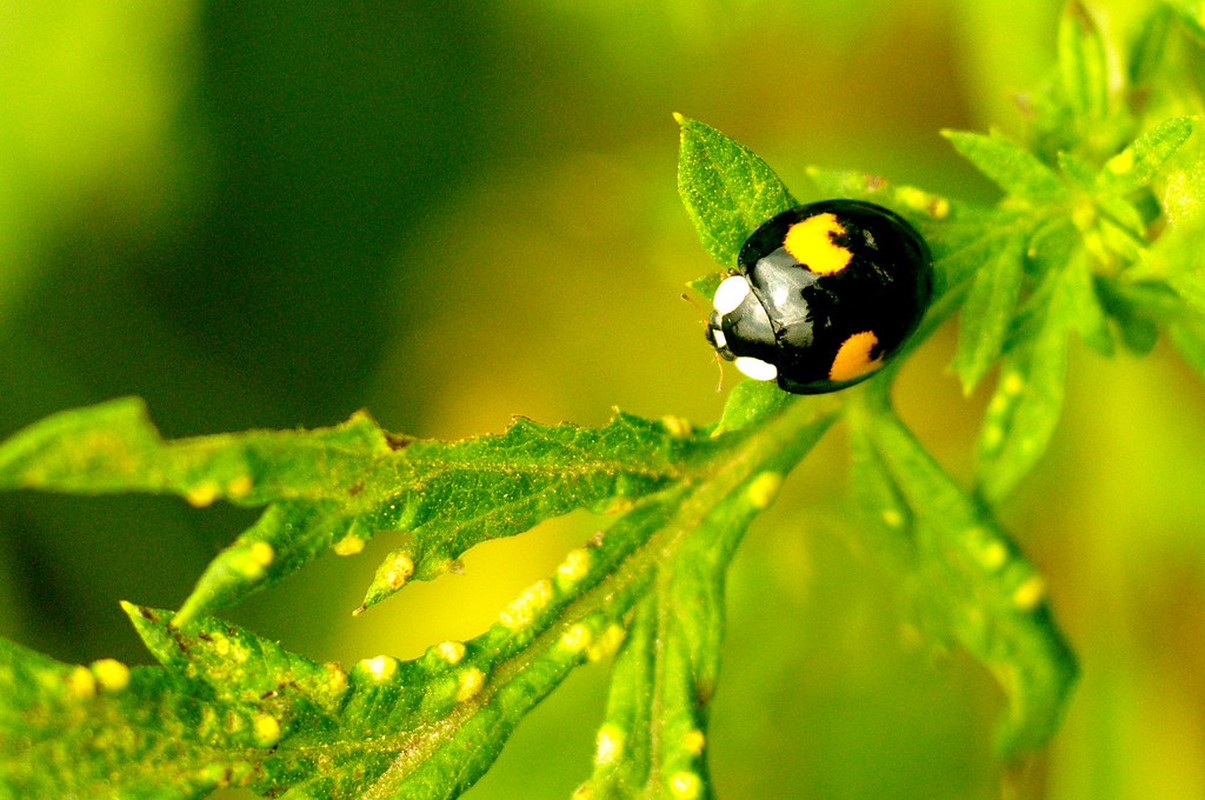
[829,331,882,382]
[783,213,852,275]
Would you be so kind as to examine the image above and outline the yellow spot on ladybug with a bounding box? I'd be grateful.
[252,713,282,747]
[66,665,97,699]
[1013,576,1046,610]
[683,728,706,756]
[226,474,253,499]
[185,480,221,507]
[456,666,486,702]
[500,579,554,629]
[91,659,131,692]
[557,548,592,584]
[746,471,783,509]
[560,623,594,653]
[438,640,466,664]
[333,534,366,556]
[669,771,702,800]
[829,331,882,383]
[587,623,626,662]
[783,213,853,275]
[360,655,398,682]
[595,723,624,765]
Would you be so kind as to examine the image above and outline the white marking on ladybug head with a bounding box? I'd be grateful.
[733,356,777,381]
[712,275,751,315]
[710,328,727,349]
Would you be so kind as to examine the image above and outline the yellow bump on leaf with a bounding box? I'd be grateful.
[661,414,693,438]
[881,509,904,528]
[333,534,366,556]
[385,553,415,589]
[683,728,706,756]
[586,623,626,663]
[1001,371,1025,396]
[1012,576,1047,610]
[594,723,625,766]
[669,771,702,800]
[91,659,131,692]
[226,474,253,499]
[1106,148,1135,175]
[359,655,398,682]
[783,212,853,274]
[560,623,594,654]
[437,640,466,665]
[456,667,486,702]
[746,471,783,510]
[185,480,221,508]
[829,331,882,383]
[571,784,594,800]
[66,665,97,699]
[252,713,282,747]
[976,537,1009,572]
[235,541,275,579]
[556,548,592,584]
[499,579,554,629]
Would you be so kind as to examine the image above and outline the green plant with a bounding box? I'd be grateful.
[1,3,1202,798]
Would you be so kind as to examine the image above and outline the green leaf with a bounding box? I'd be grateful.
[675,115,796,266]
[976,267,1078,504]
[1099,117,1196,196]
[846,393,1077,757]
[0,398,718,623]
[1164,0,1205,41]
[1169,314,1205,379]
[582,411,832,798]
[1058,0,1110,121]
[943,129,1067,204]
[953,230,1028,393]
[1128,5,1174,85]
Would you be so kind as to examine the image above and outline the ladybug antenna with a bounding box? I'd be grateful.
[681,292,726,392]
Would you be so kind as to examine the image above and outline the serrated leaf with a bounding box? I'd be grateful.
[846,394,1077,757]
[1100,117,1195,196]
[953,231,1028,393]
[0,398,718,623]
[976,267,1078,503]
[943,129,1067,204]
[675,115,796,266]
[1058,1,1110,121]
[582,412,832,799]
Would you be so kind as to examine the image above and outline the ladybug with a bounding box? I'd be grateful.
[706,199,932,394]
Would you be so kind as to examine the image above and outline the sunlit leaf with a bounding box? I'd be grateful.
[1099,117,1195,196]
[953,230,1028,393]
[943,129,1067,204]
[847,392,1077,757]
[675,114,796,267]
[0,398,718,623]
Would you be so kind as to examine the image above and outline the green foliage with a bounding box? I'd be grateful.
[2,3,1204,798]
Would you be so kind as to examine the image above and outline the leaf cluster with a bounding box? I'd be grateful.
[2,4,1204,798]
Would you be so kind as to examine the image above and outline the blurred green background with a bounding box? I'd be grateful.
[1,1,1203,797]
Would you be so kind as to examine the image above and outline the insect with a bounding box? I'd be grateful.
[705,199,932,394]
